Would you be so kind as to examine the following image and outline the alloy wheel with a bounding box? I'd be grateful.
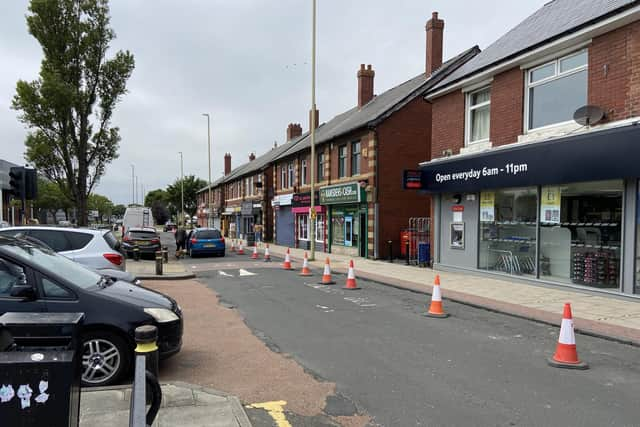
[82,338,122,385]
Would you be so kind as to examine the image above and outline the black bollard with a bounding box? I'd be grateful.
[133,245,140,261]
[155,251,163,275]
[387,240,393,263]
[405,241,410,265]
[134,325,160,406]
[162,246,169,263]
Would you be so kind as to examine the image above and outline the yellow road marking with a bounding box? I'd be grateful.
[246,400,292,427]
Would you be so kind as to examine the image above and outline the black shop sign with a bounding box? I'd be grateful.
[292,192,320,208]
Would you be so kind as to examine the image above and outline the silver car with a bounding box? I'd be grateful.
[0,226,126,271]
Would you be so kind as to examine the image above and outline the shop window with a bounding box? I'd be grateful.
[538,180,622,289]
[338,145,347,178]
[636,180,640,294]
[315,214,325,243]
[317,152,324,182]
[332,216,345,245]
[297,215,309,240]
[479,187,538,276]
[526,49,587,130]
[288,162,294,188]
[465,87,491,144]
[301,159,308,186]
[351,141,361,176]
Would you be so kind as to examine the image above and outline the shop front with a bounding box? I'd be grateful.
[222,206,241,238]
[292,192,327,252]
[320,182,368,258]
[273,194,294,248]
[420,124,640,295]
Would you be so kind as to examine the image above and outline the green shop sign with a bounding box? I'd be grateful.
[319,182,362,205]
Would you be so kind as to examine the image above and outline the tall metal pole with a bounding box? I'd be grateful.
[130,164,135,206]
[309,0,317,261]
[179,151,184,226]
[202,113,212,228]
[135,175,138,205]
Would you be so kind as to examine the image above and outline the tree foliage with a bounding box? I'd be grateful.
[32,177,73,216]
[166,175,207,218]
[87,193,113,219]
[12,0,135,226]
[144,188,171,224]
[112,204,126,217]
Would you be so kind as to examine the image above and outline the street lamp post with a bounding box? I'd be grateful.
[130,164,135,206]
[309,0,317,261]
[179,151,184,227]
[202,113,212,228]
[135,175,138,205]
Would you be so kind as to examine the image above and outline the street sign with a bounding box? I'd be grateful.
[309,207,317,220]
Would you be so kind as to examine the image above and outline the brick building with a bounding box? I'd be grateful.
[271,13,478,260]
[419,0,640,296]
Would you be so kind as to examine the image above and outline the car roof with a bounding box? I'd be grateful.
[0,226,102,235]
[128,227,157,232]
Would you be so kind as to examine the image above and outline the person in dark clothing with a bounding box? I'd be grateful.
[175,228,187,258]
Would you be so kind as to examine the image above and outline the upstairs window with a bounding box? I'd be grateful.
[526,49,588,130]
[280,165,286,189]
[351,141,361,176]
[338,145,347,178]
[317,152,324,182]
[288,162,294,188]
[466,87,491,144]
[301,159,308,186]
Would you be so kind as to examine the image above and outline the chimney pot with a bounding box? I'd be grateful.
[224,153,232,176]
[286,123,303,141]
[425,11,444,76]
[357,64,375,108]
[249,152,256,161]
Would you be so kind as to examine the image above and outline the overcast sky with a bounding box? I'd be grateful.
[0,0,548,205]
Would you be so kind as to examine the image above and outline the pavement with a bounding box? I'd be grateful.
[80,382,251,427]
[240,241,640,345]
[126,257,195,280]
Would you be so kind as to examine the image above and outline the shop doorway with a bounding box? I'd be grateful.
[359,212,367,257]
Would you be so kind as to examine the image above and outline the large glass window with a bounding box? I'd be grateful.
[315,214,325,243]
[538,180,622,289]
[527,49,587,130]
[479,187,538,276]
[351,141,361,176]
[466,87,491,144]
[297,215,309,240]
[338,145,347,178]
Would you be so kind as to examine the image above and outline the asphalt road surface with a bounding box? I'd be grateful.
[183,249,640,427]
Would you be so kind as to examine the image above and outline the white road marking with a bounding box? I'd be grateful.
[239,269,256,276]
[219,271,234,277]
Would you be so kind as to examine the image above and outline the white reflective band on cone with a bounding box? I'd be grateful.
[558,318,576,345]
[432,285,442,301]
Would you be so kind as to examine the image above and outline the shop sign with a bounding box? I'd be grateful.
[292,191,320,208]
[419,125,640,192]
[319,182,361,205]
[540,186,561,224]
[241,201,253,216]
[273,194,293,206]
[452,205,464,212]
[403,170,424,190]
[480,192,495,222]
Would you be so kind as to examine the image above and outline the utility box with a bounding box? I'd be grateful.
[0,312,84,427]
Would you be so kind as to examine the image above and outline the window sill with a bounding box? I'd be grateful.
[518,121,580,144]
[460,140,492,154]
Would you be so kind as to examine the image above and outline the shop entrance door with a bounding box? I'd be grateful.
[344,216,353,247]
[359,212,366,257]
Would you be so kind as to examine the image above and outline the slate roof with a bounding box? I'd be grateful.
[430,0,639,93]
[274,46,480,161]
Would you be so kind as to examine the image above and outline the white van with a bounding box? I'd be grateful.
[122,207,154,234]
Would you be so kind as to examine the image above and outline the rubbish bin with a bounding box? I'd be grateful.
[0,312,84,427]
[246,232,256,247]
[418,242,431,267]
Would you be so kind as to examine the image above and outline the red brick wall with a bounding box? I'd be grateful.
[377,96,432,259]
[589,20,640,122]
[490,67,524,146]
[431,90,464,159]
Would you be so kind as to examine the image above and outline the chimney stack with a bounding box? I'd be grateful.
[249,152,256,161]
[309,108,319,130]
[357,64,375,108]
[224,153,231,176]
[286,123,302,141]
[425,11,444,76]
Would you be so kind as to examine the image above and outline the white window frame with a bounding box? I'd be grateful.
[301,159,308,186]
[315,214,325,243]
[464,86,491,145]
[524,48,588,133]
[288,162,294,188]
[280,165,287,189]
[297,214,309,241]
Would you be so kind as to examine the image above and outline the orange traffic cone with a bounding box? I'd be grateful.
[237,241,245,255]
[343,260,360,290]
[282,248,293,270]
[425,275,449,318]
[319,257,335,285]
[299,252,312,276]
[263,244,271,262]
[230,239,236,252]
[548,303,588,369]
[251,245,259,259]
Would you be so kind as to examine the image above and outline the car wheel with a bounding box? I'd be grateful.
[81,331,130,387]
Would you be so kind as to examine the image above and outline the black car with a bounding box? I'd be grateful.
[0,236,182,387]
[121,227,161,258]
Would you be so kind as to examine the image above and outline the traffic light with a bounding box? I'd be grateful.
[9,167,25,200]
[24,168,37,200]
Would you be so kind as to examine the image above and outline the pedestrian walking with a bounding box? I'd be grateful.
[175,227,187,259]
[254,223,262,244]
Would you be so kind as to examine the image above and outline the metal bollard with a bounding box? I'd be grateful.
[405,241,410,265]
[387,240,393,263]
[155,251,163,275]
[133,245,140,261]
[162,246,169,263]
[134,325,161,411]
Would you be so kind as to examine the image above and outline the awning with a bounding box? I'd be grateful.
[419,123,640,193]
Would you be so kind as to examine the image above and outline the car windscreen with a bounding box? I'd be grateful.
[128,231,157,239]
[3,242,101,289]
[196,230,221,239]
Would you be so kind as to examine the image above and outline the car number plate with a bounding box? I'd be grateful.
[135,240,148,245]
[204,244,214,248]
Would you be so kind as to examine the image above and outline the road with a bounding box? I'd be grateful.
[175,246,640,427]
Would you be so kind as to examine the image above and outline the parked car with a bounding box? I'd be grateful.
[0,235,183,386]
[0,226,125,272]
[163,222,177,232]
[121,227,161,258]
[186,228,225,257]
[122,207,154,235]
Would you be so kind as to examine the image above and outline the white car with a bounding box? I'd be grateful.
[0,226,126,272]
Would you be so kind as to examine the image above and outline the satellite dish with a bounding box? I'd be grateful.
[573,105,605,127]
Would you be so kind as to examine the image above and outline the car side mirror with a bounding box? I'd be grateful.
[11,284,36,301]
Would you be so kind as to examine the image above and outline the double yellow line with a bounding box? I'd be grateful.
[246,400,292,427]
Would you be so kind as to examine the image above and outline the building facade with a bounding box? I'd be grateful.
[420,0,640,295]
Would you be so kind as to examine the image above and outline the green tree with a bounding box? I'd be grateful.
[166,175,207,218]
[144,188,171,224]
[88,193,113,220]
[144,189,168,209]
[112,204,126,217]
[12,0,135,226]
[32,177,73,220]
